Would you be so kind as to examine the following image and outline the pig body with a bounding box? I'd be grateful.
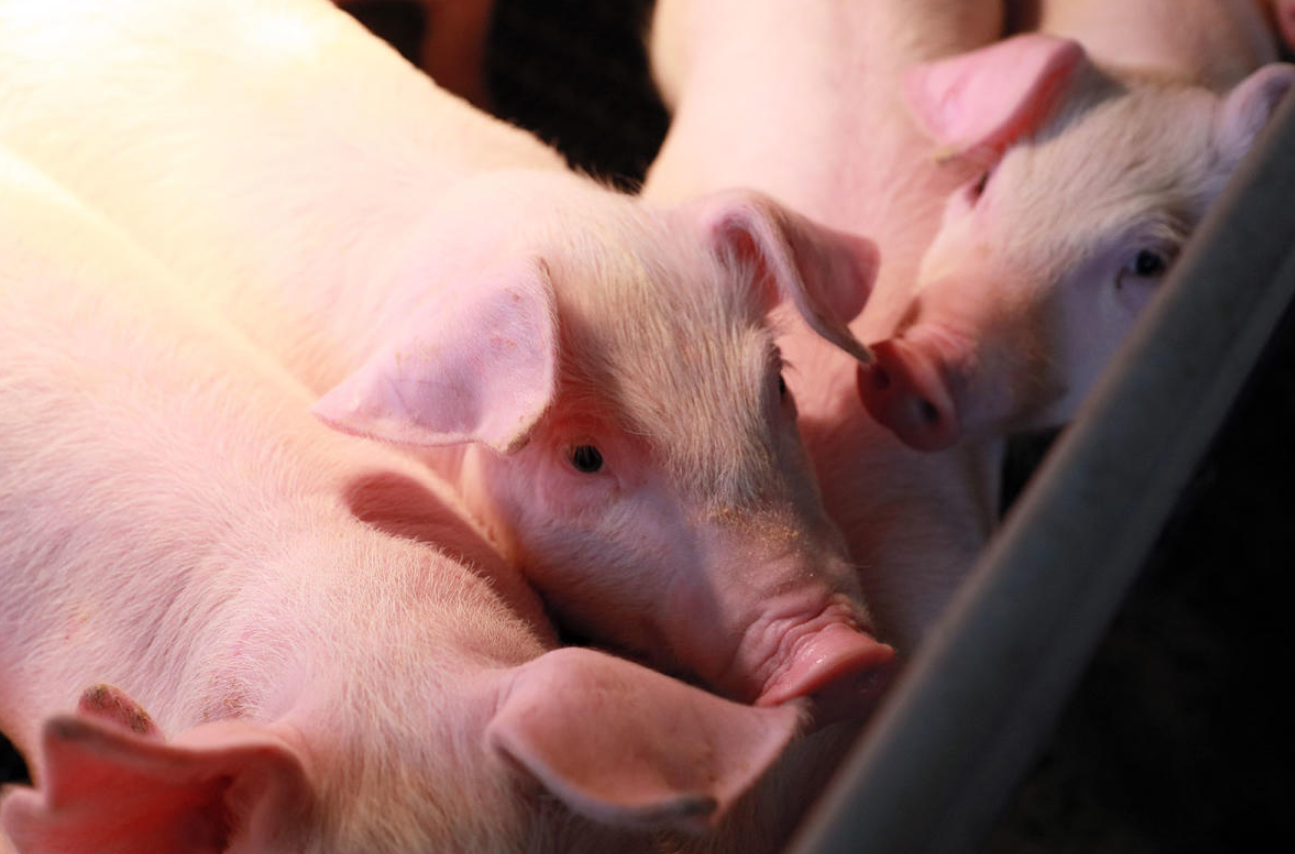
[0,148,807,853]
[0,0,893,714]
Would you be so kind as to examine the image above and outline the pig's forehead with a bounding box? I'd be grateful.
[998,82,1223,249]
[543,224,787,505]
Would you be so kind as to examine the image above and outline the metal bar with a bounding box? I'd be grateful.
[788,90,1295,854]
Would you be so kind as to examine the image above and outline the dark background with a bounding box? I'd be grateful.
[3,2,1290,851]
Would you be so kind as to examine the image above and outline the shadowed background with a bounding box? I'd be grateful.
[3,2,1290,851]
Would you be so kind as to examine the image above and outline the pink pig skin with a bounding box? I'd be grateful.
[0,0,892,718]
[0,149,809,853]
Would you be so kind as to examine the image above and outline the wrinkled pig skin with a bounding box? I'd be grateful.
[0,0,894,719]
[0,148,808,854]
[644,1,1291,851]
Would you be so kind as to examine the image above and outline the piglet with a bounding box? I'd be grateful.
[860,0,1295,451]
[0,146,802,854]
[0,0,893,719]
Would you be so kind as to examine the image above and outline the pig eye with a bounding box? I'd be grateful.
[569,445,604,474]
[968,170,992,202]
[1118,248,1172,288]
[778,374,788,400]
[1131,249,1168,277]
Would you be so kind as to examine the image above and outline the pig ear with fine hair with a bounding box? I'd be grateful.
[693,190,878,364]
[1,710,312,854]
[904,33,1088,161]
[488,647,803,830]
[1214,62,1295,168]
[313,255,558,455]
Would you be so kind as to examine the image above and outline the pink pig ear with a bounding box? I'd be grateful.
[904,33,1088,161]
[1,713,312,854]
[1214,63,1295,168]
[693,190,878,364]
[314,256,558,454]
[487,647,803,831]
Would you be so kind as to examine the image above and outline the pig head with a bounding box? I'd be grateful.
[314,188,894,719]
[859,33,1295,450]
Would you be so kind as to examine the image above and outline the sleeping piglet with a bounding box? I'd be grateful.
[860,0,1295,450]
[0,0,892,718]
[0,147,803,853]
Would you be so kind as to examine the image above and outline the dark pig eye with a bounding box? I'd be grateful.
[778,374,788,400]
[569,445,603,473]
[1133,248,1168,277]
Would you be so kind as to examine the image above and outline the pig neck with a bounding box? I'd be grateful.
[1030,0,1278,90]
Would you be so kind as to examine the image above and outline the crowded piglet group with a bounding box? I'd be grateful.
[0,146,805,852]
[0,0,893,720]
[2,0,1293,851]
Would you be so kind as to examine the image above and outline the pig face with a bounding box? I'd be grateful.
[314,190,894,718]
[859,35,1295,450]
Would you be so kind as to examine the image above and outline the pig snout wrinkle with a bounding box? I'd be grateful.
[737,604,895,723]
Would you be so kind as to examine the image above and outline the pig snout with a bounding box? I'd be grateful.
[696,552,895,723]
[857,336,963,452]
[747,605,895,724]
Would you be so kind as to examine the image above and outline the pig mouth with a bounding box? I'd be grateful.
[740,605,895,724]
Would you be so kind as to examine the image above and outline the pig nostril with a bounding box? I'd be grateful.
[918,399,940,425]
[871,366,891,390]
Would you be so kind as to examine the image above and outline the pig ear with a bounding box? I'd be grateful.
[1214,63,1295,168]
[1,714,312,854]
[904,34,1087,160]
[487,647,803,831]
[314,256,558,454]
[693,190,877,364]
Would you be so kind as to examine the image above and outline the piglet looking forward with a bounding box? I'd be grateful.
[0,148,803,853]
[0,0,891,717]
[861,0,1295,450]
